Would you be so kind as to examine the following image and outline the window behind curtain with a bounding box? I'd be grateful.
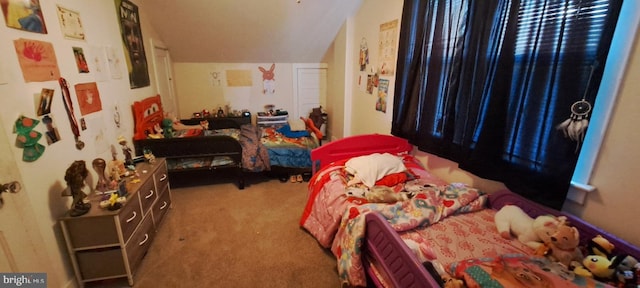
[392,0,622,209]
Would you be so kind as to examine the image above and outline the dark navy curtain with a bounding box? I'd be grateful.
[392,0,622,209]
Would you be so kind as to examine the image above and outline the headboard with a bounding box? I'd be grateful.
[310,134,413,174]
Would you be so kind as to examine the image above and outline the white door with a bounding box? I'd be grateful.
[293,65,327,119]
[152,44,178,116]
[0,121,55,279]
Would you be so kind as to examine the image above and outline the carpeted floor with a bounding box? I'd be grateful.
[90,173,340,287]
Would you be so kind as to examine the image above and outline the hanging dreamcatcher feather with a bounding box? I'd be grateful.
[556,63,596,152]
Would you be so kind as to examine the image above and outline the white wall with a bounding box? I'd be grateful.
[0,0,163,286]
[172,63,297,120]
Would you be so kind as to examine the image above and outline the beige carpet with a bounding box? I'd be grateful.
[93,174,340,287]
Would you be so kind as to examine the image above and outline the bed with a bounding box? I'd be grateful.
[258,117,321,179]
[300,134,640,288]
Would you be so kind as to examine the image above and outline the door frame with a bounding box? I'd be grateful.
[292,63,328,119]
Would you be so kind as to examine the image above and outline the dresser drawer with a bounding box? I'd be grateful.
[138,176,157,215]
[154,162,169,193]
[118,195,142,243]
[152,186,172,227]
[125,216,155,273]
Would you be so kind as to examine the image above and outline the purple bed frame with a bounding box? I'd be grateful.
[310,134,640,287]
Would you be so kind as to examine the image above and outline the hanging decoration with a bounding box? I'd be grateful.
[359,37,369,72]
[59,77,84,150]
[13,115,45,162]
[556,64,596,152]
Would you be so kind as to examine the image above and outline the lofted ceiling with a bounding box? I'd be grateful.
[140,0,363,63]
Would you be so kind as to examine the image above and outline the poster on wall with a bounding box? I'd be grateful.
[377,79,389,113]
[89,46,109,81]
[74,82,103,116]
[56,5,85,40]
[2,0,47,34]
[115,0,149,88]
[378,19,398,76]
[13,38,61,82]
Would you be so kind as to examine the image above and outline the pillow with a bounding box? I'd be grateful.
[288,118,307,131]
[301,117,323,139]
[374,172,408,187]
[345,153,407,188]
[132,95,164,140]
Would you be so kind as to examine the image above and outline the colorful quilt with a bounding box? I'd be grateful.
[331,183,488,287]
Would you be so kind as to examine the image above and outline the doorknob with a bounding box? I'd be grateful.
[0,181,21,206]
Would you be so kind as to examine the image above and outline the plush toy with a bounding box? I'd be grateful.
[494,205,562,250]
[614,254,639,285]
[543,219,583,267]
[162,118,174,138]
[582,254,617,280]
[588,234,615,259]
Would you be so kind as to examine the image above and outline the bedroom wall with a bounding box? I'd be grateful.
[0,0,164,286]
[348,0,640,247]
[172,62,302,120]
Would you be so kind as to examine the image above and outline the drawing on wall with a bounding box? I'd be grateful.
[210,71,222,86]
[56,5,85,40]
[377,79,389,113]
[89,46,109,81]
[74,82,103,116]
[73,47,89,73]
[359,38,369,72]
[34,88,54,116]
[258,63,276,94]
[106,45,123,79]
[379,19,398,76]
[14,38,60,82]
[2,0,47,34]
[115,0,149,88]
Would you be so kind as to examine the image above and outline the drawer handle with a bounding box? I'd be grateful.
[159,174,167,182]
[145,190,154,199]
[139,234,149,246]
[160,201,168,210]
[126,211,137,223]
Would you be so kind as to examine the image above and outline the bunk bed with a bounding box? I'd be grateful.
[301,133,640,287]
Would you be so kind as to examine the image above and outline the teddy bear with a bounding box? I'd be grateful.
[542,219,583,267]
[494,205,563,250]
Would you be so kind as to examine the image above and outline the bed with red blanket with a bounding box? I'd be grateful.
[300,134,640,288]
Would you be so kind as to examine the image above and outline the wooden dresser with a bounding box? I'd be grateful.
[59,158,172,287]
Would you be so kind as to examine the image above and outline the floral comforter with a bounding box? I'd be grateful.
[331,183,488,286]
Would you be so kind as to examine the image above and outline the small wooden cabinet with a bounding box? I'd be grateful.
[60,158,172,287]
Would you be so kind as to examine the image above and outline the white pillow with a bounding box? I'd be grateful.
[345,153,407,188]
[288,118,307,131]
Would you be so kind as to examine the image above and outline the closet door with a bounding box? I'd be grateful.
[151,40,178,116]
[293,64,327,119]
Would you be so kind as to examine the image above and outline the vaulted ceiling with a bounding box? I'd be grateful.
[141,0,363,63]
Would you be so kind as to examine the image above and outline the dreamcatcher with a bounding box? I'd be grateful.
[556,63,596,152]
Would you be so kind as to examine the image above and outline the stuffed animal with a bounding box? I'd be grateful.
[494,205,562,250]
[588,234,615,259]
[582,254,617,280]
[162,118,174,138]
[543,220,583,267]
[614,254,639,285]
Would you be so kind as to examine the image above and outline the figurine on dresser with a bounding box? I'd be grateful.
[63,160,91,217]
